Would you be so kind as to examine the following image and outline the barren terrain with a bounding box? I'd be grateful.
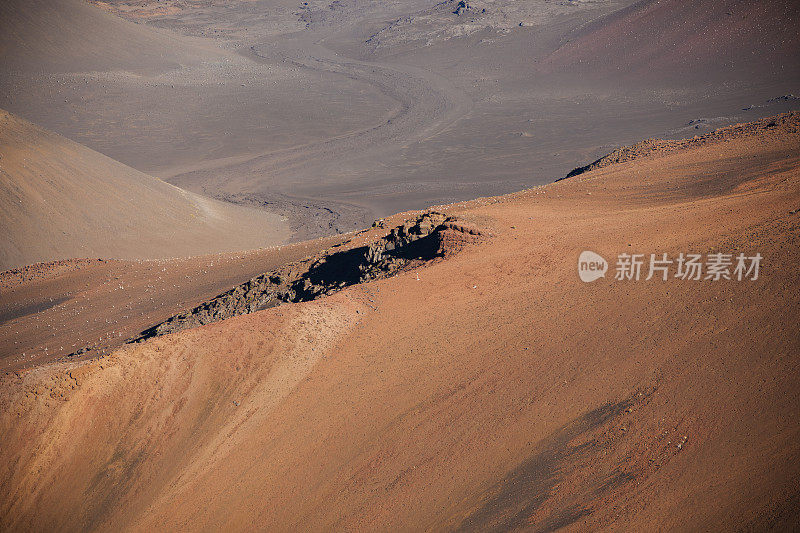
[2,114,799,530]
[0,110,288,270]
[2,0,798,239]
[1,0,799,529]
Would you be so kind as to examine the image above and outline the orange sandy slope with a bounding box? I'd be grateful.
[1,114,799,530]
[0,233,351,372]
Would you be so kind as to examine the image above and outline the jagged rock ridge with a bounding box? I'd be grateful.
[132,212,481,341]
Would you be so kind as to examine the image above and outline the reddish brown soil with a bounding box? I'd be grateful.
[1,115,798,530]
[0,235,352,372]
[542,0,800,82]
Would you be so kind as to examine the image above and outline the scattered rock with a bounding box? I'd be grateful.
[559,112,799,181]
[768,94,799,102]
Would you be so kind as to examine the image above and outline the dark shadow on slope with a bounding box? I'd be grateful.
[122,212,482,346]
[457,396,642,532]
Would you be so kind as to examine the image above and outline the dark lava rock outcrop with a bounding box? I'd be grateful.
[132,212,481,341]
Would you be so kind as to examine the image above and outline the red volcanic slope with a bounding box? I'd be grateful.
[543,0,800,82]
[1,115,798,530]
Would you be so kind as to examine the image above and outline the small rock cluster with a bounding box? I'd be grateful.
[452,0,469,15]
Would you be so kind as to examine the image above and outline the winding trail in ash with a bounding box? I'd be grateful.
[167,25,472,235]
[256,34,473,176]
